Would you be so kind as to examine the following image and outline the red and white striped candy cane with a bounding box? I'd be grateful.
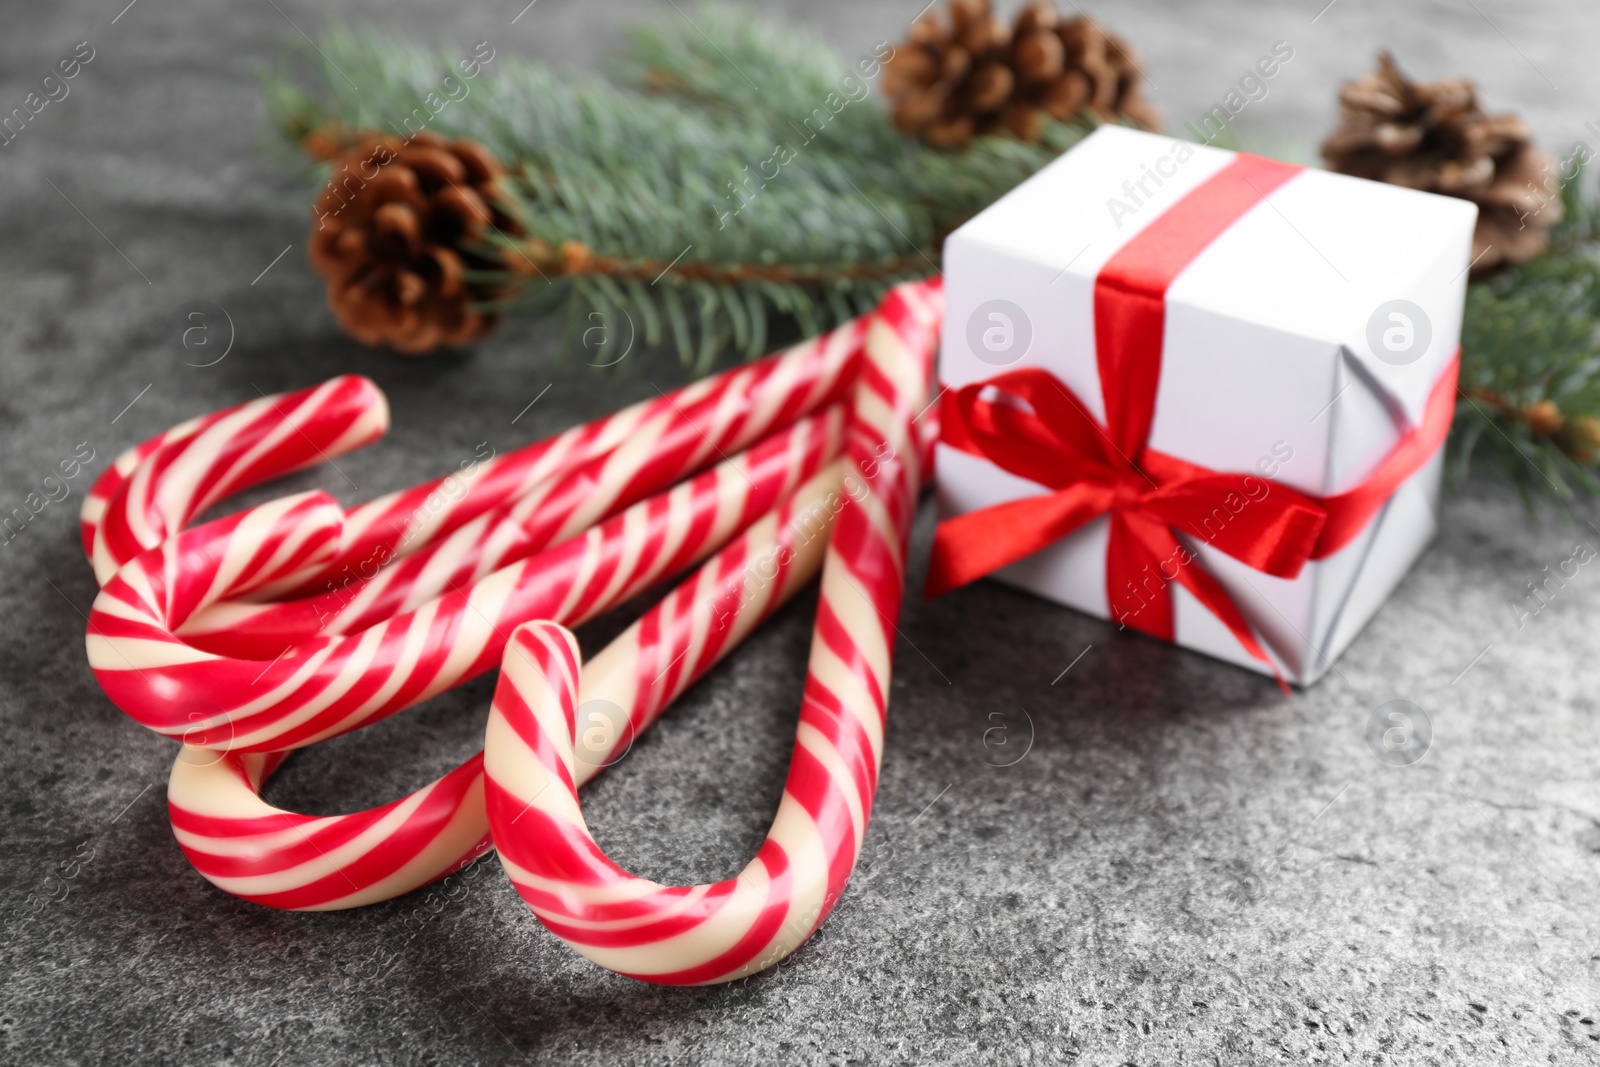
[280,316,865,600]
[82,278,939,922]
[81,310,868,914]
[176,343,863,659]
[82,413,213,556]
[483,279,941,984]
[149,368,942,911]
[163,460,847,909]
[87,406,844,753]
[82,319,867,594]
[80,383,372,559]
[84,376,389,584]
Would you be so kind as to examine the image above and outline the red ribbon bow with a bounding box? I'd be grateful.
[927,153,1460,683]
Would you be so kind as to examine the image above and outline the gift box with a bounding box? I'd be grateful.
[932,125,1477,685]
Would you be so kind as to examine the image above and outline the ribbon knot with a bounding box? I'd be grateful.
[1111,468,1154,512]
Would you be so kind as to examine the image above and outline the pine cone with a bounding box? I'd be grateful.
[1321,53,1558,278]
[882,0,1160,150]
[308,132,520,354]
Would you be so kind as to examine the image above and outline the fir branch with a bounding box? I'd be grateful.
[1456,159,1600,507]
[262,8,1094,367]
[618,9,1097,231]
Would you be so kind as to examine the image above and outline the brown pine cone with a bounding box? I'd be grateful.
[882,0,1160,150]
[1321,53,1558,278]
[308,132,520,355]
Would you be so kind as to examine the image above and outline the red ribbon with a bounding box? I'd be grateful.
[928,153,1460,682]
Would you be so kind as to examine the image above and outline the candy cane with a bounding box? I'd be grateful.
[150,373,941,912]
[81,412,216,556]
[80,389,368,560]
[87,406,845,753]
[288,316,865,601]
[82,276,940,931]
[82,310,868,915]
[176,340,862,659]
[84,376,389,584]
[164,460,846,910]
[83,318,868,593]
[483,279,940,984]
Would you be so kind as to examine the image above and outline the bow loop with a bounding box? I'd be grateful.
[943,370,1117,491]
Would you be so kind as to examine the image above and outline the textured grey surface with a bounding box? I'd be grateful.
[3,1,1600,1064]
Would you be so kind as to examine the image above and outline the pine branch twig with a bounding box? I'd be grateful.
[263,7,1099,369]
[1454,155,1600,507]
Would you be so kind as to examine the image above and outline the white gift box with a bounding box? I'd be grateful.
[936,125,1477,685]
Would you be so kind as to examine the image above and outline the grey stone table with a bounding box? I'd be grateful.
[3,1,1598,1063]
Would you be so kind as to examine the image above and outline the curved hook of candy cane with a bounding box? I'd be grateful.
[84,376,389,586]
[173,387,856,660]
[79,386,365,560]
[81,412,204,557]
[164,748,491,911]
[87,490,347,679]
[82,317,869,603]
[163,461,844,910]
[483,278,936,985]
[88,405,846,754]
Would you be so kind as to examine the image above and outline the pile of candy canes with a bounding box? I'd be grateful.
[79,279,941,985]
